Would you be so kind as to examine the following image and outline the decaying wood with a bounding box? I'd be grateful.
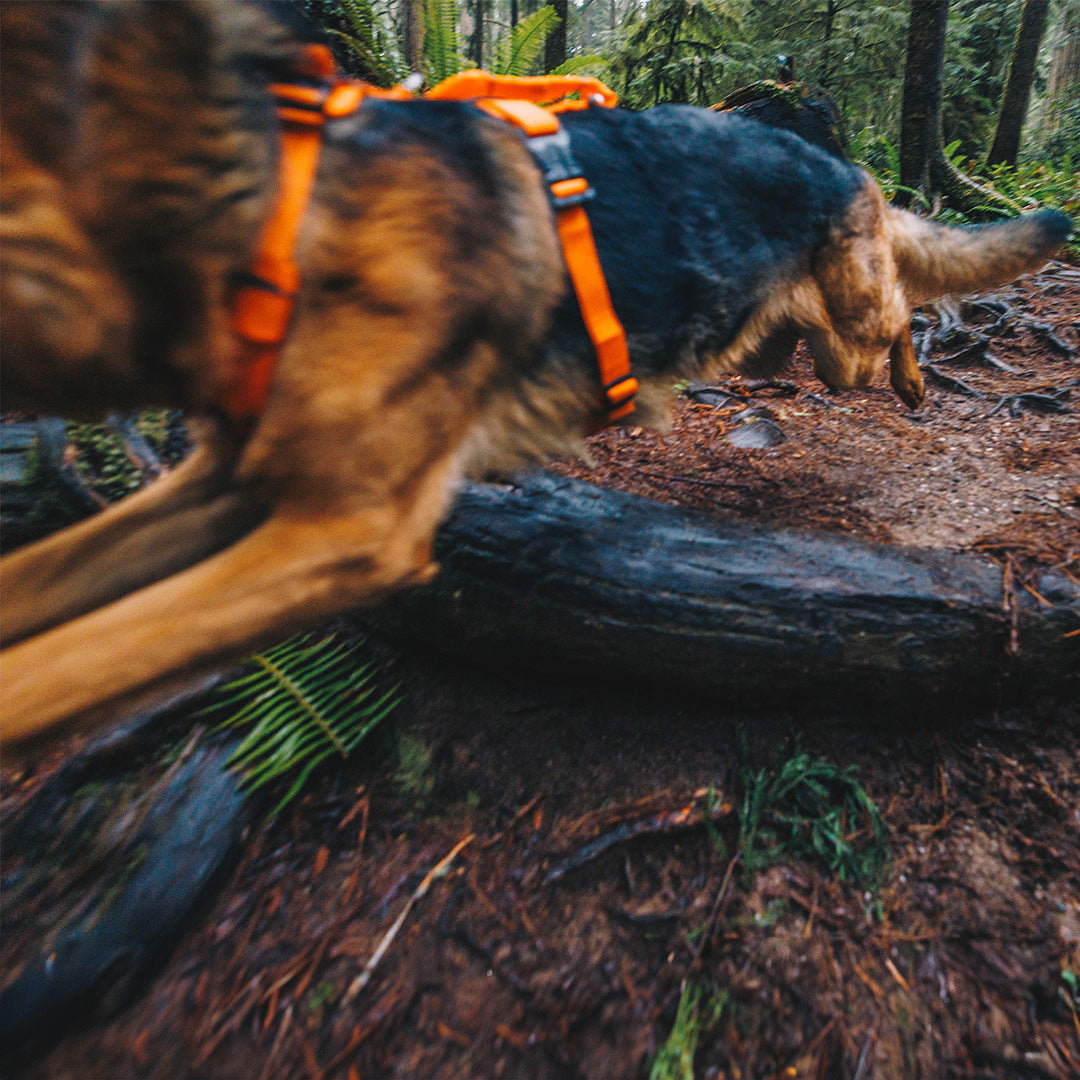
[0,681,246,1066]
[368,472,1080,710]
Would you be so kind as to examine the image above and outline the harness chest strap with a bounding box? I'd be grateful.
[223,53,636,425]
[468,95,638,423]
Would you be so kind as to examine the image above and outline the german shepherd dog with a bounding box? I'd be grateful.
[1,1,1071,748]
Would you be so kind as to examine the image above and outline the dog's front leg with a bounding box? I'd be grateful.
[0,453,458,751]
[888,322,925,409]
[0,421,265,646]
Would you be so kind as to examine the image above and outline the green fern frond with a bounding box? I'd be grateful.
[492,6,559,77]
[550,55,606,78]
[317,0,404,84]
[424,0,466,82]
[203,633,397,817]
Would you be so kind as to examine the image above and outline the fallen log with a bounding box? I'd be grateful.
[367,472,1080,710]
[0,681,248,1068]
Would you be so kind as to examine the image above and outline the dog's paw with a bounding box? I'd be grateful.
[890,366,925,410]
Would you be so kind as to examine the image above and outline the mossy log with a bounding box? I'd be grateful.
[0,683,247,1067]
[369,473,1079,711]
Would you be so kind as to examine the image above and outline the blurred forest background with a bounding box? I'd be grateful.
[296,0,1078,224]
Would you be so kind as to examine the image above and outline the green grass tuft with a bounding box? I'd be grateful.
[736,752,890,895]
[649,982,728,1080]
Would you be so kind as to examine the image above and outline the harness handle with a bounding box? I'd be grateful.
[424,69,618,112]
[224,51,636,426]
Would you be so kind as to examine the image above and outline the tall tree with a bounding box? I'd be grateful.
[402,0,425,73]
[471,0,485,67]
[1040,0,1080,159]
[897,0,949,202]
[543,0,568,71]
[986,0,1052,166]
[896,0,1018,216]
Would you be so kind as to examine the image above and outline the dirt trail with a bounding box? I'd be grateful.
[3,270,1079,1079]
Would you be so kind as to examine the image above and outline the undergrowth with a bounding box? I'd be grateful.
[735,751,890,898]
[202,633,397,817]
[851,128,1080,262]
[649,983,728,1080]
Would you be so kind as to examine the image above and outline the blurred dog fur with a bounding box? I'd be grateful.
[1,0,1071,747]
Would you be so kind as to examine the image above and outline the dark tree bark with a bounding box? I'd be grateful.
[897,0,949,204]
[897,0,1019,217]
[544,0,568,73]
[368,474,1080,712]
[471,0,485,69]
[402,0,425,74]
[987,0,1052,167]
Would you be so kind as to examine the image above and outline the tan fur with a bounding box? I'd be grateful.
[0,4,1069,751]
[690,175,1064,410]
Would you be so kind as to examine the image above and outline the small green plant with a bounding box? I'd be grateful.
[736,752,889,895]
[1061,966,1079,1031]
[649,982,728,1080]
[393,730,438,813]
[204,633,397,817]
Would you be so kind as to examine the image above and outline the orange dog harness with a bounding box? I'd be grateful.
[223,47,636,426]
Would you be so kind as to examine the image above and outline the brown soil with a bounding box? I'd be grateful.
[4,269,1080,1080]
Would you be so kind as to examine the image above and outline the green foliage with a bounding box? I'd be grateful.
[735,0,909,133]
[64,421,143,502]
[603,0,744,108]
[989,158,1080,260]
[424,0,466,82]
[65,411,184,503]
[1030,96,1080,167]
[1061,966,1080,1025]
[649,982,728,1080]
[492,6,561,76]
[296,0,404,84]
[393,730,439,812]
[735,752,890,895]
[855,125,1078,262]
[943,0,1022,159]
[204,633,397,817]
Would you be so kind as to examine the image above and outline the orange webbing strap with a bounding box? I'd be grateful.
[554,199,638,421]
[456,90,636,423]
[225,57,635,425]
[425,69,618,112]
[223,45,411,423]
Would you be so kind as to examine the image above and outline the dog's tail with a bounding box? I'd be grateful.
[888,207,1072,304]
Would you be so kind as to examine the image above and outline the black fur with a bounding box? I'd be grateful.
[550,106,866,376]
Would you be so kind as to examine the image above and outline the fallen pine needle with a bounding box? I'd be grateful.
[343,834,474,1005]
[1022,583,1053,608]
[883,956,910,992]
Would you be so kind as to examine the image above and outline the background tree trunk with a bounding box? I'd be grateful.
[1041,1,1080,139]
[471,0,485,68]
[544,0,568,72]
[986,0,1052,166]
[402,0,425,74]
[897,0,949,205]
[897,0,1019,217]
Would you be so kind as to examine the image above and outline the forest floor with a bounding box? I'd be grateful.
[3,267,1080,1079]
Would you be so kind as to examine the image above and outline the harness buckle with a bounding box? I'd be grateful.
[527,129,595,208]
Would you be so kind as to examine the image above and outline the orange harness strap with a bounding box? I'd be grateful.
[458,86,637,423]
[222,45,410,422]
[224,57,635,425]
